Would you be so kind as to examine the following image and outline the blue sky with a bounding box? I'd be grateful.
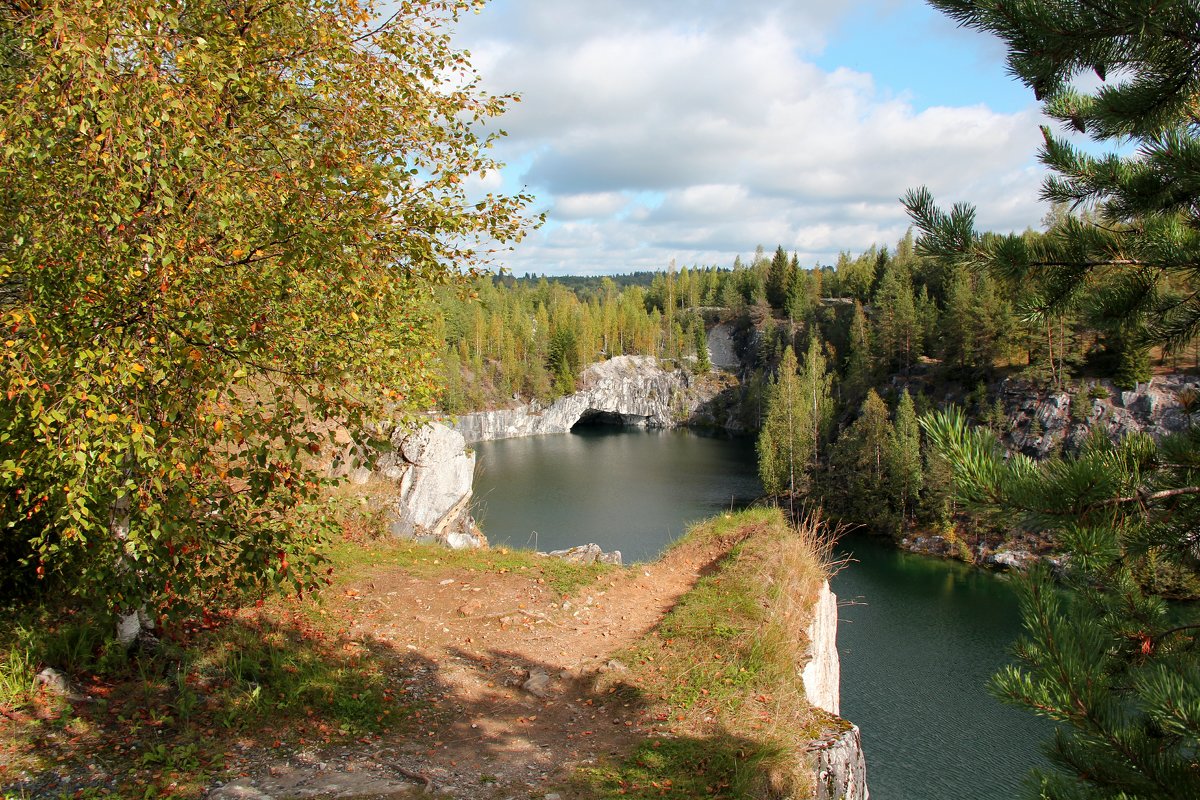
[814,2,1029,112]
[451,0,1052,276]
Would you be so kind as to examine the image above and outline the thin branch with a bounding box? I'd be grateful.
[1096,486,1200,507]
[1154,623,1200,645]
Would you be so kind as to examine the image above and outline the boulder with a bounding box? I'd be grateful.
[35,667,86,702]
[544,542,622,566]
[333,421,483,551]
[208,785,274,800]
[988,549,1037,571]
[388,423,482,548]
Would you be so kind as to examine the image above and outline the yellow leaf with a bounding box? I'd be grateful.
[213,419,224,433]
[131,363,145,374]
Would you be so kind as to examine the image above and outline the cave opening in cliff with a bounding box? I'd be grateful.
[571,409,644,429]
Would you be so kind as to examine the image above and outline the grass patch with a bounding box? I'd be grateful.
[573,735,786,799]
[325,534,612,596]
[323,477,613,596]
[572,507,833,799]
[666,506,782,551]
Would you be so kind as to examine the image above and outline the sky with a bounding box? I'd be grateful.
[451,0,1052,277]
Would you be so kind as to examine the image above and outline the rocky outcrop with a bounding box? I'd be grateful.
[802,580,869,799]
[452,355,726,443]
[802,581,841,716]
[894,376,1200,569]
[332,422,484,550]
[996,374,1200,460]
[809,724,869,800]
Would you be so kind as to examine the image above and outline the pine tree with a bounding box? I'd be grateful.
[910,5,1200,794]
[797,334,835,478]
[828,389,895,526]
[757,347,805,497]
[915,284,939,359]
[843,301,874,405]
[757,337,833,498]
[872,262,920,373]
[692,319,712,374]
[923,410,1200,799]
[917,443,955,530]
[787,265,815,324]
[766,246,794,311]
[974,273,1013,371]
[888,390,924,526]
[941,266,977,372]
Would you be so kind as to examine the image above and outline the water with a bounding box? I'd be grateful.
[832,533,1052,799]
[472,426,762,562]
[472,426,1051,797]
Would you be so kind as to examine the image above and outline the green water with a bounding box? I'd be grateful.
[832,533,1051,799]
[472,426,1051,798]
[472,426,762,561]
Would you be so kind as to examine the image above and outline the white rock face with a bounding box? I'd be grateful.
[706,323,740,371]
[453,355,719,443]
[388,423,481,547]
[801,579,869,799]
[802,581,841,716]
[331,421,484,550]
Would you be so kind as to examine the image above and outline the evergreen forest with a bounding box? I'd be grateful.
[435,224,1195,543]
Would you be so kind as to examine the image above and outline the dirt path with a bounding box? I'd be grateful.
[215,534,738,799]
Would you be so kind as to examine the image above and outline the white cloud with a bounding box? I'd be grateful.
[551,191,631,220]
[453,0,1049,275]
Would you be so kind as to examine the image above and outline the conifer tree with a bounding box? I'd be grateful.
[843,301,874,404]
[828,389,895,525]
[787,268,815,324]
[757,346,804,497]
[766,246,794,311]
[797,334,835,478]
[888,390,923,526]
[872,262,920,373]
[915,284,939,359]
[757,337,833,498]
[692,319,711,374]
[941,267,977,371]
[923,410,1200,799]
[911,4,1200,794]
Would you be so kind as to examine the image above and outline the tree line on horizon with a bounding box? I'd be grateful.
[439,200,1196,417]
